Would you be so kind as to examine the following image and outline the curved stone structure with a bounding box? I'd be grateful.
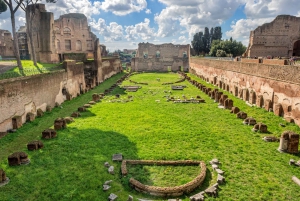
[121,160,206,197]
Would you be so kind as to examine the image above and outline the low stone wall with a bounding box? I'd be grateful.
[122,160,206,197]
[190,58,300,126]
[0,59,120,133]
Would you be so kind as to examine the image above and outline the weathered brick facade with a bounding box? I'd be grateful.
[0,30,14,58]
[245,15,300,58]
[131,43,190,72]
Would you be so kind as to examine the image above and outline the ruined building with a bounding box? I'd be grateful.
[131,43,190,72]
[0,30,14,58]
[245,15,300,58]
[26,4,98,63]
[17,26,30,60]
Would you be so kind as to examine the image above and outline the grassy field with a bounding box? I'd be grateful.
[0,60,61,80]
[0,72,300,201]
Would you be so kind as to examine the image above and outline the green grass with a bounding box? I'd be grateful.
[0,60,61,79]
[0,72,300,201]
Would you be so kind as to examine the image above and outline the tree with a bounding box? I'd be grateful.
[0,0,7,13]
[191,32,205,56]
[203,27,210,54]
[2,0,24,70]
[216,49,227,57]
[209,39,246,57]
[212,26,222,41]
[21,0,56,67]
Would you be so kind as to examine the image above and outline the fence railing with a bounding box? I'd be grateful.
[0,67,65,80]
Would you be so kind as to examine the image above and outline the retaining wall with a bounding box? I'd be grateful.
[190,58,300,126]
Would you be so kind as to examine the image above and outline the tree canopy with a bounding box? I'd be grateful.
[209,39,246,57]
[0,0,7,13]
[191,26,222,56]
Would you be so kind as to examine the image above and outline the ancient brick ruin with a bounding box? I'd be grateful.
[8,152,30,166]
[190,58,300,126]
[121,160,206,197]
[27,140,44,151]
[245,15,300,57]
[131,43,190,72]
[42,129,57,139]
[278,131,299,154]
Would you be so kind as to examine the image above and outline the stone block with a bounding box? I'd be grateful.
[189,191,205,201]
[83,104,91,108]
[71,112,81,118]
[27,140,44,151]
[78,107,86,112]
[278,131,299,154]
[89,101,96,105]
[42,129,57,139]
[219,95,228,105]
[0,169,6,182]
[64,117,74,124]
[54,118,67,130]
[26,112,35,122]
[215,169,224,175]
[236,112,247,119]
[108,166,114,174]
[230,107,240,114]
[92,93,100,102]
[112,153,123,161]
[37,108,44,117]
[243,117,256,125]
[252,123,268,133]
[8,152,30,166]
[262,136,279,142]
[205,186,218,197]
[12,116,22,129]
[249,91,256,104]
[108,193,118,201]
[224,98,233,109]
[217,174,225,184]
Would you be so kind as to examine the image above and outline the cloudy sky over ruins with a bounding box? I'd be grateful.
[1,0,300,51]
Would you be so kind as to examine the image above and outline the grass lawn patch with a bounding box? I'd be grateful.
[0,72,299,201]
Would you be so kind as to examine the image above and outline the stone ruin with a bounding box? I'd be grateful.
[42,129,57,139]
[236,112,247,119]
[46,105,52,112]
[12,116,22,129]
[274,103,283,116]
[0,169,9,187]
[264,99,273,112]
[8,152,30,166]
[26,112,35,122]
[214,91,223,103]
[230,107,240,114]
[71,112,81,118]
[171,85,186,90]
[224,99,233,110]
[219,95,228,105]
[262,136,279,142]
[27,140,44,151]
[54,118,67,130]
[121,160,206,197]
[243,117,257,125]
[123,86,141,92]
[78,106,86,112]
[252,123,268,133]
[92,93,101,102]
[37,109,44,117]
[278,131,299,154]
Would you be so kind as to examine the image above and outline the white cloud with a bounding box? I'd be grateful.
[125,18,156,41]
[244,0,300,19]
[145,9,151,14]
[225,18,273,46]
[90,18,124,42]
[100,0,147,16]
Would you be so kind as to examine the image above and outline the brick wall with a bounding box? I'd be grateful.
[190,58,300,125]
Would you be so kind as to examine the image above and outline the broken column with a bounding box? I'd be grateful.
[54,118,67,130]
[42,129,57,139]
[8,152,30,166]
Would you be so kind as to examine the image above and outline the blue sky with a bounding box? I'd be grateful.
[1,0,300,51]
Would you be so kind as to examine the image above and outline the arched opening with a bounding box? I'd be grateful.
[293,40,300,56]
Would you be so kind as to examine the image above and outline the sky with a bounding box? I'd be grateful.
[1,0,300,51]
